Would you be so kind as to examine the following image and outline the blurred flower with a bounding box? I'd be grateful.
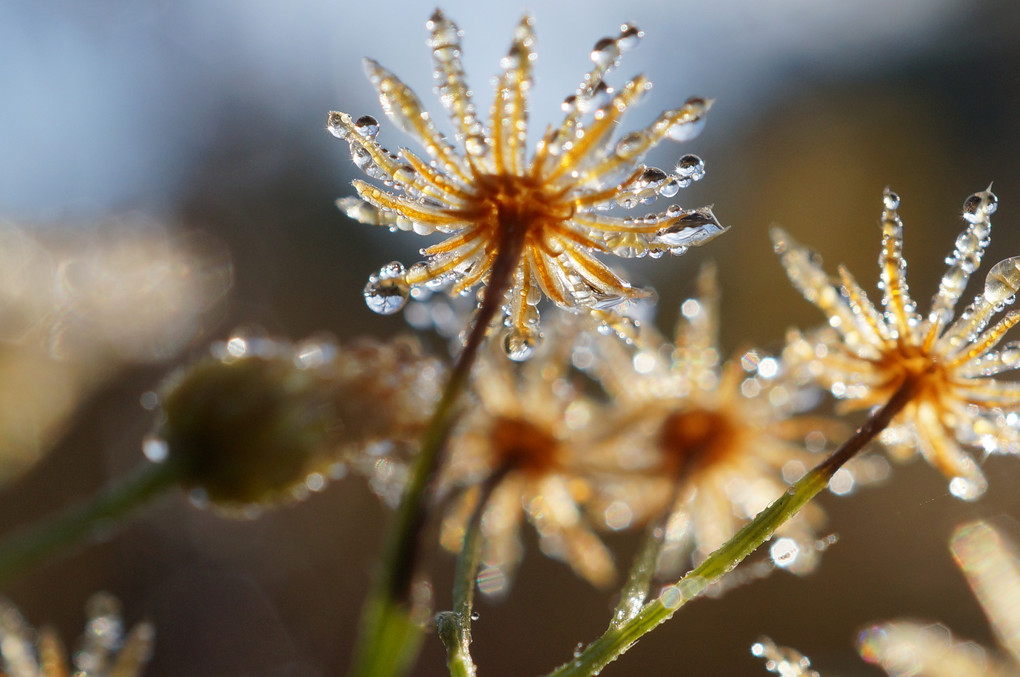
[774,188,1020,500]
[581,265,830,575]
[330,10,726,359]
[0,592,153,677]
[152,331,443,514]
[859,520,1020,677]
[751,636,821,677]
[0,220,230,486]
[438,328,622,594]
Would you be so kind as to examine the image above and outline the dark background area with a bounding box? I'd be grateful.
[2,1,1020,674]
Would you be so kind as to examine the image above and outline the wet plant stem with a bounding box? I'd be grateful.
[436,469,507,677]
[350,231,526,677]
[544,380,917,677]
[0,459,182,589]
[611,476,690,625]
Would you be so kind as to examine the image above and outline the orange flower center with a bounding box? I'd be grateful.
[658,408,739,477]
[490,415,562,476]
[475,174,574,250]
[877,341,952,407]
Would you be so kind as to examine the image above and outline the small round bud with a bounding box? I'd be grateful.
[157,345,340,510]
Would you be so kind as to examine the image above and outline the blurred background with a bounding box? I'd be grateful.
[2,0,1020,674]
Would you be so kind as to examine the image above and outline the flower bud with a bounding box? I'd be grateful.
[156,340,341,510]
[152,333,444,512]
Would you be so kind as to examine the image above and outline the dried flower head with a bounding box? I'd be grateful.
[859,520,1020,677]
[438,330,622,594]
[774,188,1019,500]
[151,332,442,513]
[751,637,820,677]
[329,10,727,359]
[582,265,828,575]
[0,593,153,677]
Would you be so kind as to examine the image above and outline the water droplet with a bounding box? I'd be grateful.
[617,23,643,51]
[142,435,169,463]
[573,643,584,658]
[882,188,900,211]
[577,80,612,113]
[770,538,800,567]
[614,131,644,159]
[658,179,681,198]
[983,257,1020,304]
[1001,341,1020,366]
[470,611,480,621]
[590,37,620,66]
[666,117,705,142]
[658,585,682,609]
[464,134,487,156]
[637,167,668,189]
[675,154,705,180]
[364,262,410,315]
[963,189,998,223]
[350,145,374,171]
[949,475,985,501]
[503,327,540,361]
[354,115,380,139]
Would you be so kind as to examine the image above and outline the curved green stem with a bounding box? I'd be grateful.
[0,459,182,588]
[543,380,916,677]
[437,467,510,677]
[350,231,526,677]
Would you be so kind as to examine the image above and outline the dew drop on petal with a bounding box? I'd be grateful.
[590,36,620,66]
[666,117,706,142]
[948,476,985,501]
[464,134,487,156]
[962,189,998,224]
[658,179,681,198]
[882,188,900,211]
[364,262,410,315]
[354,115,380,139]
[616,23,643,51]
[503,327,540,361]
[675,154,705,180]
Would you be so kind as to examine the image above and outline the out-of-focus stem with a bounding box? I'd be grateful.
[0,459,182,589]
[544,380,916,677]
[350,228,526,677]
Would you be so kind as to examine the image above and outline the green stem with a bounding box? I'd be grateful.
[543,380,916,677]
[0,459,182,588]
[350,232,526,677]
[437,467,510,677]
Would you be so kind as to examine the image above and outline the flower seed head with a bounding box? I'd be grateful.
[330,11,728,358]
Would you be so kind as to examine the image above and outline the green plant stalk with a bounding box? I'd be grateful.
[0,459,183,588]
[544,380,917,677]
[436,512,482,677]
[436,466,511,677]
[349,230,527,677]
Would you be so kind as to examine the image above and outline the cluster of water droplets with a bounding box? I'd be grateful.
[427,10,487,157]
[751,637,820,677]
[942,257,1020,355]
[928,187,997,330]
[876,189,922,335]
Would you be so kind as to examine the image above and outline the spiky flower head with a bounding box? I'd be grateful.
[0,593,153,677]
[438,327,626,594]
[774,188,1019,500]
[581,265,828,575]
[329,10,726,360]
